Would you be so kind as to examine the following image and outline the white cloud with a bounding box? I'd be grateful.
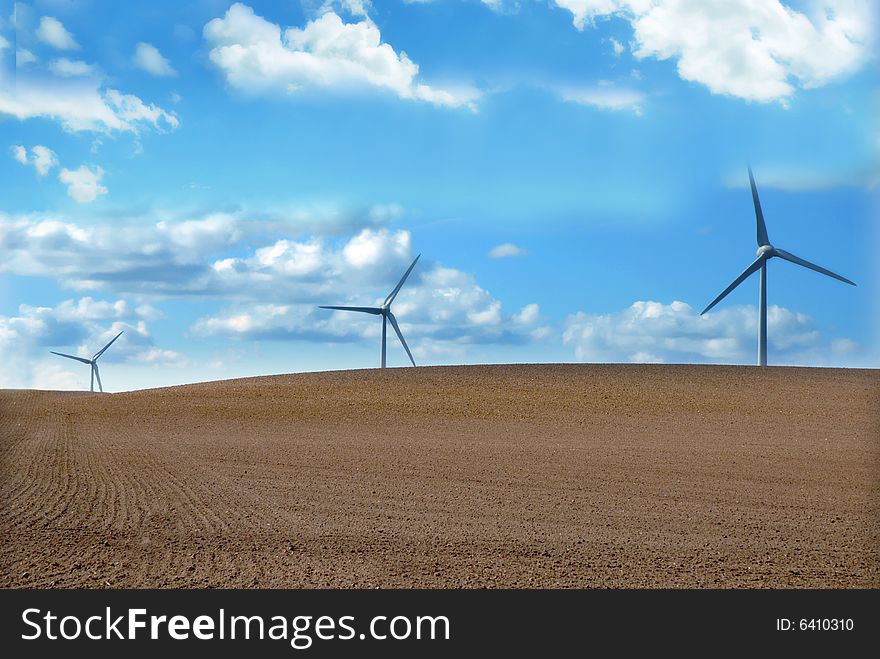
[560,81,644,114]
[488,242,526,258]
[58,165,108,202]
[11,145,27,164]
[0,208,392,297]
[104,88,180,131]
[36,16,79,50]
[610,37,624,55]
[131,347,188,366]
[209,227,419,301]
[31,146,57,175]
[0,79,180,133]
[468,300,502,325]
[553,0,875,103]
[386,266,542,345]
[133,42,176,76]
[29,297,145,324]
[203,3,479,110]
[48,57,95,77]
[0,214,539,352]
[563,300,851,364]
[513,303,540,325]
[29,362,83,390]
[10,144,59,176]
[330,0,373,17]
[343,227,411,268]
[0,212,547,355]
[16,49,37,67]
[192,304,336,341]
[194,262,544,351]
[367,202,404,223]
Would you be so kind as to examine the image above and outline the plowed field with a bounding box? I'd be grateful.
[1,365,877,588]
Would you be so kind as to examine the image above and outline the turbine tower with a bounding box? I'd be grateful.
[320,255,420,368]
[701,167,855,366]
[50,331,124,392]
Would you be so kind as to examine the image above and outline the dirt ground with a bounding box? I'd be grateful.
[1,364,877,588]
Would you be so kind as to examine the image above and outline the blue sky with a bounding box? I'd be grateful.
[1,0,877,391]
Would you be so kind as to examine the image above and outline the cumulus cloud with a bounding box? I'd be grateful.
[133,42,176,76]
[553,0,875,103]
[488,242,527,258]
[512,303,540,325]
[194,263,544,351]
[0,209,414,297]
[11,144,58,176]
[0,211,545,355]
[0,211,324,296]
[203,3,479,110]
[343,227,411,268]
[58,165,108,202]
[36,16,79,50]
[563,300,854,365]
[192,304,349,342]
[0,296,183,389]
[209,227,419,300]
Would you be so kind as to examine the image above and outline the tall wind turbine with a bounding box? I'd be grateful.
[701,167,855,366]
[320,255,420,368]
[50,331,124,392]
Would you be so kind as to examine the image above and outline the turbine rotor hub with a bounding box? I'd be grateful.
[756,244,774,258]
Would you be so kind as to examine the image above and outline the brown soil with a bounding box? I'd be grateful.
[1,364,877,588]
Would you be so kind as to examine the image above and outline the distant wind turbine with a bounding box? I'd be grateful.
[50,331,124,392]
[320,255,420,368]
[701,167,855,366]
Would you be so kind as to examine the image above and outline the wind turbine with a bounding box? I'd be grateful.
[320,255,420,368]
[701,167,855,366]
[50,331,124,392]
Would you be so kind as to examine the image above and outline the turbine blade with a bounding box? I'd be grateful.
[773,248,856,286]
[50,351,92,365]
[319,306,383,315]
[701,256,765,315]
[94,363,103,393]
[749,165,770,247]
[94,330,124,360]
[384,254,421,306]
[387,312,416,367]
